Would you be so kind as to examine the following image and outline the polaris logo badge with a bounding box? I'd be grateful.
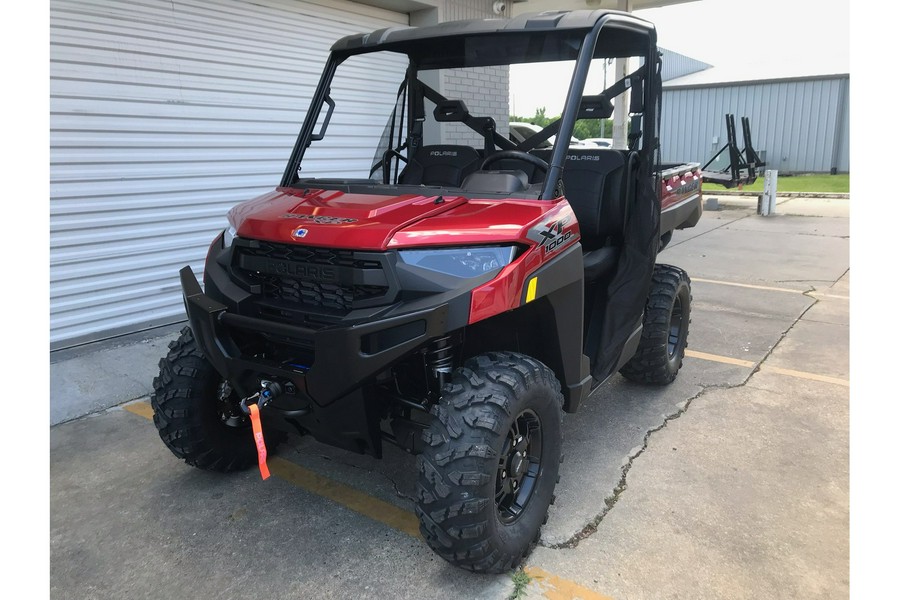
[567,154,600,161]
[292,227,308,238]
[430,150,458,157]
[262,260,337,282]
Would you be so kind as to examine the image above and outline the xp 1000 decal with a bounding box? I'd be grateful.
[526,204,579,256]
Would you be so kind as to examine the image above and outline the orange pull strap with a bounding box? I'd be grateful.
[248,404,270,480]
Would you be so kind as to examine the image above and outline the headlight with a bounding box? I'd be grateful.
[398,246,517,278]
[223,225,238,248]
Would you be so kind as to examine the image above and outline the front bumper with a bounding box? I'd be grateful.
[179,235,491,456]
[182,263,465,457]
[181,265,454,406]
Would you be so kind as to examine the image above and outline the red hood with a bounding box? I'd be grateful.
[230,187,468,250]
[230,187,563,250]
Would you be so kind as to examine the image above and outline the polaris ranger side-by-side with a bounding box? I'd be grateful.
[151,9,702,573]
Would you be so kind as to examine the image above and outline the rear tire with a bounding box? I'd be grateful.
[151,326,281,472]
[619,264,691,385]
[416,352,563,573]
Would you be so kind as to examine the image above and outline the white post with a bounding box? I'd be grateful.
[612,56,630,149]
[612,0,633,150]
[761,169,778,216]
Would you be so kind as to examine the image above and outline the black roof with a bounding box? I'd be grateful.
[330,10,656,69]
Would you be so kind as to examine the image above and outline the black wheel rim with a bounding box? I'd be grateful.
[217,381,248,428]
[495,409,543,524]
[667,295,684,359]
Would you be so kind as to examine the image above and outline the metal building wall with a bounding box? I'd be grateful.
[441,0,499,19]
[659,47,711,82]
[50,0,408,349]
[660,76,850,173]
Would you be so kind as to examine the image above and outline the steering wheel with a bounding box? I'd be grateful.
[481,150,549,179]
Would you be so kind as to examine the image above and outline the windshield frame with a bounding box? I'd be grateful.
[280,11,658,200]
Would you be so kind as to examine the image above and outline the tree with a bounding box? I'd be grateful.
[511,107,553,128]
[532,107,550,128]
[508,109,614,141]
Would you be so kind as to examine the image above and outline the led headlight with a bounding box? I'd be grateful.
[398,246,517,278]
[223,225,238,248]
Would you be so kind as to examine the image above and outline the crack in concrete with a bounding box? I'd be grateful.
[539,383,732,550]
[541,290,823,550]
[830,268,850,288]
[54,395,152,427]
[791,232,849,239]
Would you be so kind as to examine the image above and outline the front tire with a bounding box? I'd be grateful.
[416,352,563,573]
[151,326,279,472]
[619,264,692,385]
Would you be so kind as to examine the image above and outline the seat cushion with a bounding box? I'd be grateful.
[582,246,620,282]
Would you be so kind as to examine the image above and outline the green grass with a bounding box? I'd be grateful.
[703,173,849,193]
[509,568,532,599]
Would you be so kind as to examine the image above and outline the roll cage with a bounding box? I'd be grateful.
[280,9,662,201]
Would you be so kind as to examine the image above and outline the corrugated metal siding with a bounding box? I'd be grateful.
[659,76,850,173]
[441,0,497,20]
[50,0,408,349]
[659,47,711,82]
[836,78,850,172]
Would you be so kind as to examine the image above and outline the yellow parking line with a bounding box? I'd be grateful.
[123,399,420,536]
[693,277,850,300]
[685,349,756,368]
[685,350,849,387]
[123,400,155,420]
[267,456,422,538]
[808,291,850,300]
[691,277,805,294]
[525,565,614,600]
[124,399,615,598]
[760,365,849,387]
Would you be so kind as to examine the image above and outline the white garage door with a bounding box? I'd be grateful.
[50,0,408,349]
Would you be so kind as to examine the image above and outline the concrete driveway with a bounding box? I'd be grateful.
[50,196,849,599]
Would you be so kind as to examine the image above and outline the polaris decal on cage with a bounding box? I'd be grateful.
[292,228,309,238]
[280,213,358,224]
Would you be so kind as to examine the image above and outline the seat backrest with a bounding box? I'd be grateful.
[398,145,482,188]
[490,153,546,183]
[533,148,627,250]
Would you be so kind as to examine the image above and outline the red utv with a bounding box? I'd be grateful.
[151,9,702,573]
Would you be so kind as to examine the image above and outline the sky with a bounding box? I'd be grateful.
[640,0,849,72]
[509,0,850,117]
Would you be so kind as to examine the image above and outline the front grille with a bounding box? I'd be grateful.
[232,240,392,314]
[237,242,383,270]
[253,273,384,311]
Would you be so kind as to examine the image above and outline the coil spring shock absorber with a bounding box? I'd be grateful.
[425,335,456,392]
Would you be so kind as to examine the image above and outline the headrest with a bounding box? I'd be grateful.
[578,95,614,120]
[434,99,469,122]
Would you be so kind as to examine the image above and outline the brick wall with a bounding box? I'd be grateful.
[442,66,510,146]
[438,0,509,144]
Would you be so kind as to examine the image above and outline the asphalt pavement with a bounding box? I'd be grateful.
[50,195,850,599]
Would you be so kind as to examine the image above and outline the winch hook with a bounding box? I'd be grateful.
[239,380,283,415]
